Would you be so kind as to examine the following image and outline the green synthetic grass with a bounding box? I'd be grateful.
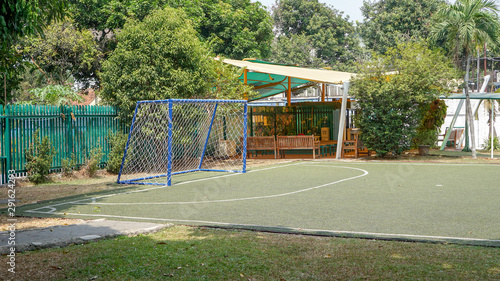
[1,225,499,281]
[14,161,500,246]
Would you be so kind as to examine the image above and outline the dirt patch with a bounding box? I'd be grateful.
[0,215,84,231]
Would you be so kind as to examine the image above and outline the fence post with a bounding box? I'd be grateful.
[4,105,11,177]
[64,106,73,161]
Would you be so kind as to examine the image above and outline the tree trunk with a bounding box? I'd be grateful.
[465,54,477,158]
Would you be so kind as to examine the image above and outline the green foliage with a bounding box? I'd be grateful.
[430,0,500,158]
[0,0,67,51]
[351,40,457,157]
[360,0,445,55]
[1,0,68,104]
[271,0,361,70]
[413,100,448,147]
[84,146,103,178]
[431,0,500,64]
[100,7,253,119]
[20,85,83,106]
[100,7,211,119]
[198,0,273,59]
[70,0,272,60]
[483,136,500,151]
[25,129,57,184]
[19,19,103,88]
[61,153,78,177]
[106,132,127,174]
[270,34,324,68]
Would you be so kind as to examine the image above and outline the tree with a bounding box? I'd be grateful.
[1,0,68,104]
[20,85,83,106]
[351,41,457,157]
[100,7,254,119]
[70,0,272,60]
[198,0,273,60]
[360,0,445,55]
[19,19,102,89]
[431,0,500,158]
[271,34,323,68]
[271,0,361,70]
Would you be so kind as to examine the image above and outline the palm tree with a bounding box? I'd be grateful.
[431,0,500,158]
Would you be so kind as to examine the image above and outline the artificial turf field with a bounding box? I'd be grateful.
[19,161,500,247]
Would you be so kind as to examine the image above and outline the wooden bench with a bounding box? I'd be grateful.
[277,135,321,159]
[247,136,276,159]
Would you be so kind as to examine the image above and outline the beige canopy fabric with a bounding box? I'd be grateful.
[222,58,356,84]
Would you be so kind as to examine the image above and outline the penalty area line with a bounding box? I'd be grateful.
[68,165,368,205]
[23,161,305,213]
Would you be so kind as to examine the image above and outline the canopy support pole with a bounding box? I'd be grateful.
[287,77,291,106]
[440,99,464,151]
[321,83,326,102]
[336,82,349,159]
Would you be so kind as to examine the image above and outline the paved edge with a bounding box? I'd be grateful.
[0,220,172,254]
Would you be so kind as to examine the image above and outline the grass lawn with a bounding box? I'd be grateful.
[1,225,499,280]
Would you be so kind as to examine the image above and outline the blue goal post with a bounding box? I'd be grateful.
[117,99,248,186]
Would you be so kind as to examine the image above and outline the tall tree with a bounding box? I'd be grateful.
[271,0,361,70]
[99,7,253,119]
[431,0,500,158]
[360,0,445,55]
[70,0,272,60]
[198,0,273,59]
[19,19,103,89]
[0,0,68,104]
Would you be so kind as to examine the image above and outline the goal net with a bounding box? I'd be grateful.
[117,99,247,186]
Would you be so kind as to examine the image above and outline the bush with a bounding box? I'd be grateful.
[61,153,77,177]
[351,40,457,157]
[83,146,103,178]
[483,136,500,151]
[25,130,56,184]
[106,132,127,174]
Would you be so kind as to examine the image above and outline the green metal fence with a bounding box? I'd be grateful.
[0,105,126,183]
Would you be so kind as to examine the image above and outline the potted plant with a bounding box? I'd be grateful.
[415,129,436,156]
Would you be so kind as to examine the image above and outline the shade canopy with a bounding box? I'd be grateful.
[221,58,356,101]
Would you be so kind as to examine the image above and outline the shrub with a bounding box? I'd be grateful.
[106,132,127,174]
[83,146,103,178]
[483,136,500,151]
[25,130,56,184]
[61,153,77,177]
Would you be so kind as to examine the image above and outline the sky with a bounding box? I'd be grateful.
[252,0,367,23]
[252,0,463,23]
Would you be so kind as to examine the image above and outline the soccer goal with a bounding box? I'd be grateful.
[117,99,247,186]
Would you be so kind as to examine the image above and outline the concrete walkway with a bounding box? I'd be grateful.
[0,219,170,254]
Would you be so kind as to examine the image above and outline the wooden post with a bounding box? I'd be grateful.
[321,83,325,102]
[243,69,248,85]
[287,77,291,106]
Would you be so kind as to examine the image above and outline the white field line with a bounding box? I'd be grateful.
[69,166,368,205]
[36,212,500,244]
[25,161,303,213]
[308,161,500,167]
